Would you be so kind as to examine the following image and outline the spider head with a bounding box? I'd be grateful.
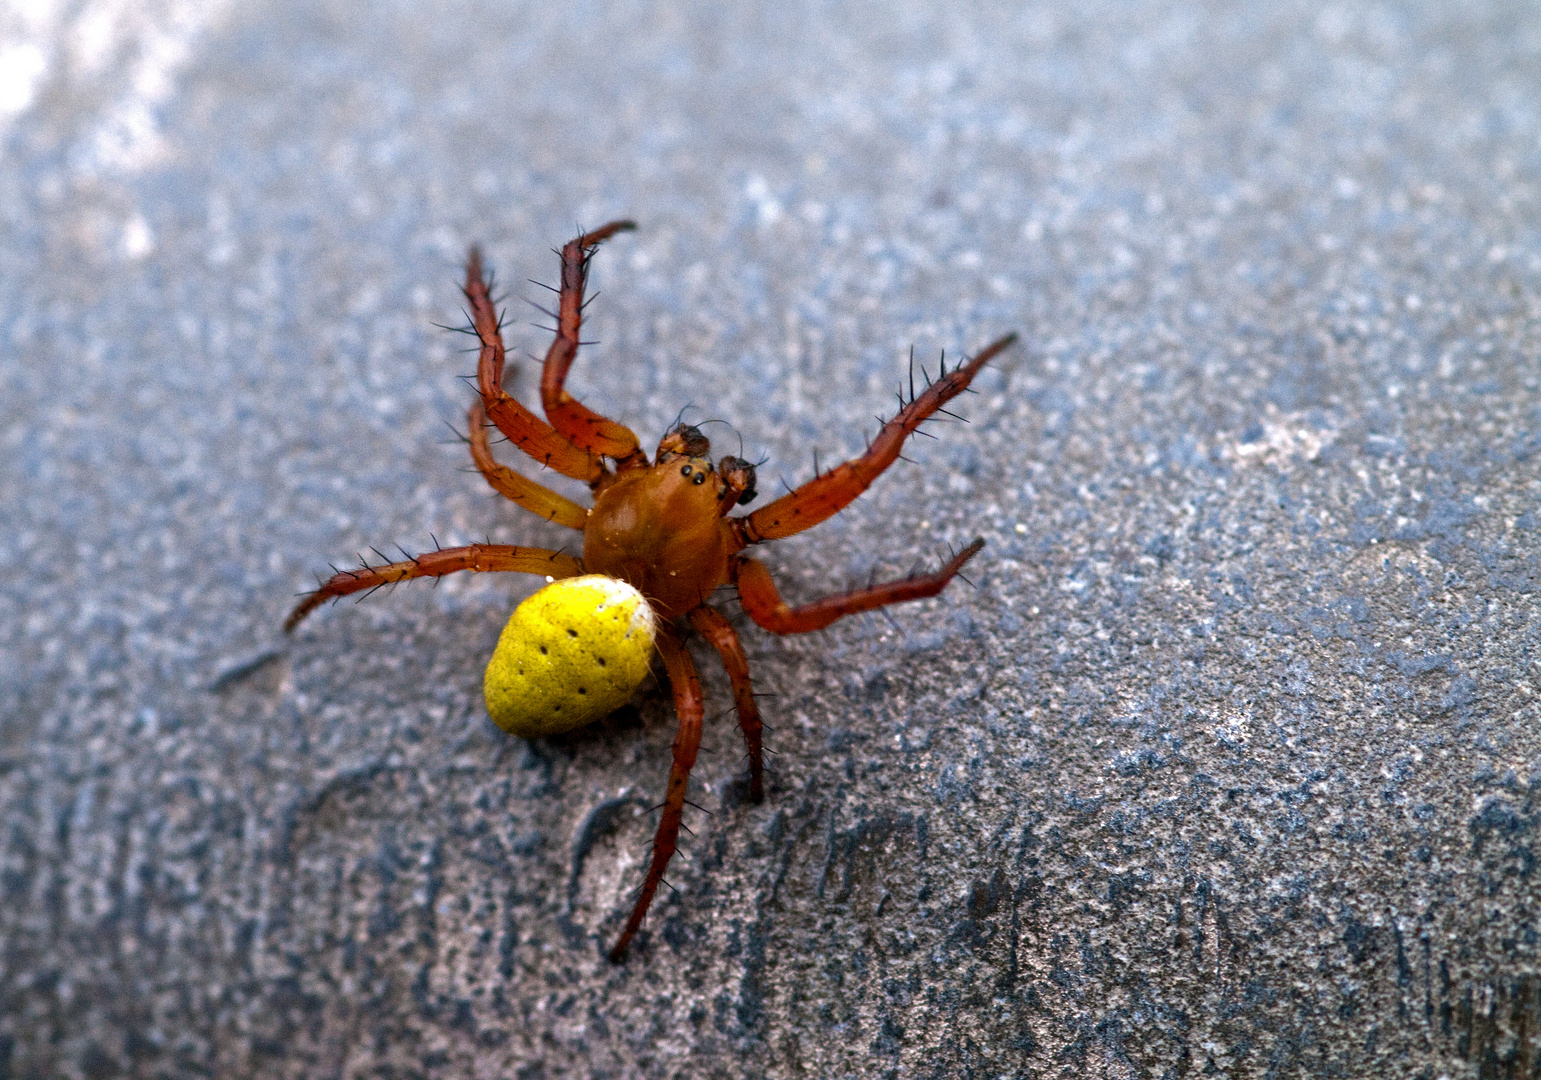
[716,455,758,511]
[656,423,711,462]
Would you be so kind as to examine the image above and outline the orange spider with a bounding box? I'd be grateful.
[285,221,1017,961]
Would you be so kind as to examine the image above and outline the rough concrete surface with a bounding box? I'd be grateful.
[3,1,1540,1077]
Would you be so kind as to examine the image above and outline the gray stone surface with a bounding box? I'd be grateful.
[3,1,1540,1076]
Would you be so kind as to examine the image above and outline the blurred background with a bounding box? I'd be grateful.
[2,1,1539,1076]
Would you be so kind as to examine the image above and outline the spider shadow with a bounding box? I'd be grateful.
[542,700,650,749]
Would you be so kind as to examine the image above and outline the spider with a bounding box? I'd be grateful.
[285,221,1017,961]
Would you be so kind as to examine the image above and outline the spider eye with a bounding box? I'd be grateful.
[693,472,706,485]
[681,465,692,477]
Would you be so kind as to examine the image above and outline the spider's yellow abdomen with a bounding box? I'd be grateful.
[483,575,657,738]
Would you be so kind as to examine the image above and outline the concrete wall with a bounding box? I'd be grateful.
[3,1,1539,1075]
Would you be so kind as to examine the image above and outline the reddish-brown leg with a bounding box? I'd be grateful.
[465,248,607,485]
[731,334,1018,548]
[733,539,985,634]
[284,544,584,631]
[541,222,649,470]
[466,400,589,529]
[610,626,704,962]
[688,605,764,803]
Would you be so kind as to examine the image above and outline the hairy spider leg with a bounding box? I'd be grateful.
[465,248,606,485]
[732,333,1019,547]
[688,605,764,803]
[540,222,650,470]
[733,538,985,634]
[610,626,704,962]
[466,400,589,529]
[284,544,584,632]
[605,542,986,958]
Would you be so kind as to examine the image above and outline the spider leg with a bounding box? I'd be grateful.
[609,626,703,962]
[687,605,764,803]
[541,222,650,471]
[466,400,589,529]
[732,539,985,634]
[731,334,1017,548]
[284,544,583,631]
[464,248,607,485]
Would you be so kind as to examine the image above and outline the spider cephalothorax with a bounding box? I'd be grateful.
[285,221,1017,960]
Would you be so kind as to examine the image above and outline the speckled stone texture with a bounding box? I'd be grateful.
[3,1,1539,1077]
